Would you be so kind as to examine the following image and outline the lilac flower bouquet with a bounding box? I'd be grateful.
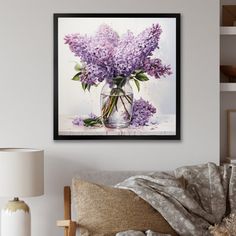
[65,23,172,128]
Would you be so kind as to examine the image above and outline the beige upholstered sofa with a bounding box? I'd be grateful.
[57,171,177,236]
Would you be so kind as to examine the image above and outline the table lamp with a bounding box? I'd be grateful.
[0,148,44,236]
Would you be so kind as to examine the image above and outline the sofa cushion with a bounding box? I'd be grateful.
[72,178,177,236]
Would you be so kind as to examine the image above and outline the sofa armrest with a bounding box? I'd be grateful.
[57,186,77,236]
[57,220,71,227]
[57,220,77,236]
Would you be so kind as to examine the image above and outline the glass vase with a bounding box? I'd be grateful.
[100,78,134,128]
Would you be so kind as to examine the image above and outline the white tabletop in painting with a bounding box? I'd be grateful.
[59,115,176,136]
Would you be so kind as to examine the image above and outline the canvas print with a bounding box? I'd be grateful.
[54,14,180,140]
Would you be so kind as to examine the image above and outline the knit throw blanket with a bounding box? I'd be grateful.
[116,163,236,236]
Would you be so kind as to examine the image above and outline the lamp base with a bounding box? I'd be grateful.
[1,198,31,236]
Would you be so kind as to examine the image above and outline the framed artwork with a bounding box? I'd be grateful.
[54,13,181,140]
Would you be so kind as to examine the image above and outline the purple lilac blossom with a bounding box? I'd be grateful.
[113,24,162,77]
[65,25,119,85]
[136,24,162,57]
[72,113,98,126]
[112,30,136,77]
[64,34,93,64]
[65,23,171,85]
[64,26,116,66]
[88,113,97,119]
[143,57,172,79]
[131,98,157,127]
[95,24,119,47]
[80,64,111,85]
[72,117,84,126]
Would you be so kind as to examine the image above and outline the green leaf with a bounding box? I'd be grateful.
[84,121,96,126]
[72,72,81,81]
[81,82,93,92]
[135,72,149,81]
[114,76,124,80]
[83,118,102,127]
[74,63,82,71]
[82,83,88,91]
[134,79,140,92]
[134,69,143,75]
[87,84,91,92]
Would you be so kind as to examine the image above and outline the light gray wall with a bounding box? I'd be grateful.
[0,0,219,235]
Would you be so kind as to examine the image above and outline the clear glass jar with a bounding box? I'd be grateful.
[100,78,133,128]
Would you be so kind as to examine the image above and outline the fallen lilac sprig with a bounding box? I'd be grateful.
[72,113,102,127]
[73,99,157,128]
[131,98,157,127]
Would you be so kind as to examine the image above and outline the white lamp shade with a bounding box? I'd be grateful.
[0,148,44,197]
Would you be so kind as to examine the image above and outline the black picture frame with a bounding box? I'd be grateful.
[54,13,181,140]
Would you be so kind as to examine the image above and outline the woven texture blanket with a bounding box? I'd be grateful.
[115,163,236,236]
